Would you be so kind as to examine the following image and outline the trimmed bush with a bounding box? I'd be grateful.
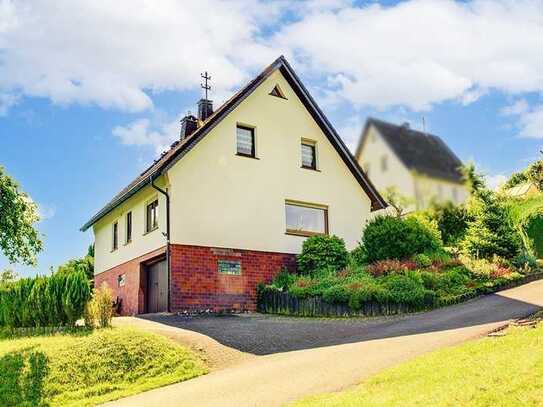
[361,215,443,263]
[413,253,432,268]
[0,270,90,328]
[297,235,349,276]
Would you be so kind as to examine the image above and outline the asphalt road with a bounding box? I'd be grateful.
[106,279,543,407]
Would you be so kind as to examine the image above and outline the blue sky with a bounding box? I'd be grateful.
[1,0,543,276]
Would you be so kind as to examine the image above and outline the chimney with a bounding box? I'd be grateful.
[180,114,198,140]
[197,98,213,121]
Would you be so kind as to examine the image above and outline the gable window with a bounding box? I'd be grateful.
[112,221,119,251]
[285,201,328,236]
[381,155,388,172]
[236,125,255,157]
[269,84,287,99]
[125,211,132,244]
[146,199,159,233]
[301,140,317,170]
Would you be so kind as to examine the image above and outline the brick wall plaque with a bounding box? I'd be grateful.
[217,260,242,275]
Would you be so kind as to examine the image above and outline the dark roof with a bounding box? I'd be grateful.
[356,118,464,184]
[81,56,386,231]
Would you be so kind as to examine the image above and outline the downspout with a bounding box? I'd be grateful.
[150,176,171,313]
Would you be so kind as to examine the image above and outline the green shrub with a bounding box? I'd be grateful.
[381,272,436,307]
[361,215,443,263]
[270,268,297,290]
[322,285,350,304]
[348,283,391,310]
[512,252,538,273]
[422,201,469,246]
[350,244,367,266]
[297,235,349,276]
[413,253,432,268]
[461,190,522,259]
[63,271,91,327]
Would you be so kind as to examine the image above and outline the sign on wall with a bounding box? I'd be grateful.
[217,260,242,275]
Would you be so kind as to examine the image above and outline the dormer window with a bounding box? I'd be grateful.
[269,84,287,99]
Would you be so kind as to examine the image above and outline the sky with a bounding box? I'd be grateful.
[1,0,543,277]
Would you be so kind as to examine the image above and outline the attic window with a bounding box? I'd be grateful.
[269,84,287,99]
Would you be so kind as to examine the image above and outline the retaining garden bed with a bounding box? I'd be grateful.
[257,271,543,318]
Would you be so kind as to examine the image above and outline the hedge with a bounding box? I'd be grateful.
[0,270,91,328]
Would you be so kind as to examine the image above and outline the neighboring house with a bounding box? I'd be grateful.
[504,182,539,198]
[355,118,468,212]
[81,56,386,315]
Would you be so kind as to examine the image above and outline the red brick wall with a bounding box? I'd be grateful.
[170,244,296,312]
[94,244,296,315]
[94,246,166,315]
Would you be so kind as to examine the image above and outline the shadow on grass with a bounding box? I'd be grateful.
[0,347,49,406]
[0,326,94,341]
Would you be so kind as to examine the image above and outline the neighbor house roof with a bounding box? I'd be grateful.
[81,56,386,231]
[505,182,538,197]
[355,118,464,184]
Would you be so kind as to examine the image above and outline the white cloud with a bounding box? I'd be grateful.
[274,0,543,110]
[501,100,543,139]
[112,117,180,155]
[501,99,529,116]
[37,203,56,221]
[0,0,279,112]
[2,0,543,115]
[486,174,508,191]
[0,92,18,115]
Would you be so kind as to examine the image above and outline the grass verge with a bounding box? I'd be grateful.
[293,322,543,406]
[0,327,208,406]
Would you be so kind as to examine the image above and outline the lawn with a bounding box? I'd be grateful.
[0,327,208,406]
[294,321,543,407]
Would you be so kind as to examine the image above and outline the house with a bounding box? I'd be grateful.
[354,118,468,212]
[504,182,539,198]
[81,56,386,315]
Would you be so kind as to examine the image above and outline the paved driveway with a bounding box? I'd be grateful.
[108,279,543,407]
[140,285,543,355]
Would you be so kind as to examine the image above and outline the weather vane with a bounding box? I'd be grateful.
[201,71,211,100]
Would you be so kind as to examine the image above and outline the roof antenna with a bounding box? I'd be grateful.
[422,116,426,135]
[201,71,211,100]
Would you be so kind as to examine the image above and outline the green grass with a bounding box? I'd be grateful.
[0,327,208,406]
[294,324,543,407]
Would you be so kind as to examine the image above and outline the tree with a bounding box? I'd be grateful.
[460,162,486,196]
[504,170,528,190]
[526,159,543,191]
[381,186,414,218]
[0,269,18,285]
[0,166,43,265]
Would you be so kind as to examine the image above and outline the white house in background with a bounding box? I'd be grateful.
[355,118,469,212]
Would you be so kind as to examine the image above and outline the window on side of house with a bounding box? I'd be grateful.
[125,211,132,244]
[364,163,370,177]
[301,140,317,170]
[112,221,119,251]
[452,187,458,203]
[146,199,159,233]
[381,155,388,172]
[236,125,255,157]
[285,201,328,237]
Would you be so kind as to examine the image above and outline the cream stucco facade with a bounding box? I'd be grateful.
[356,124,468,213]
[92,70,375,274]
